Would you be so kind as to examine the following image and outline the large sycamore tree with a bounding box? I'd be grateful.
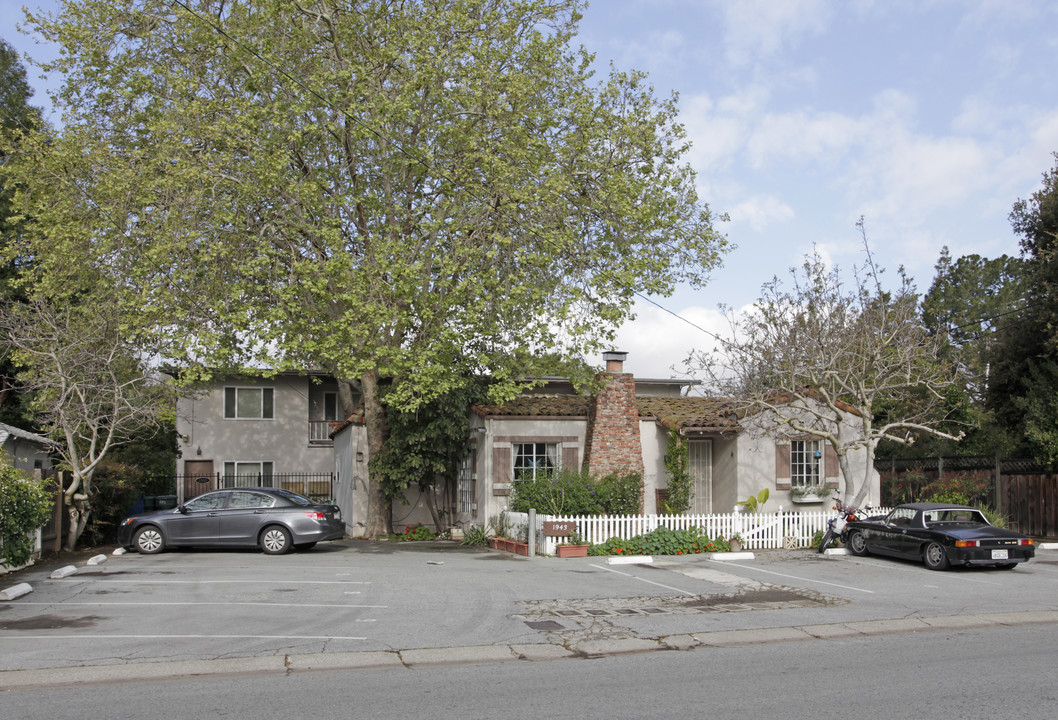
[10,0,726,535]
[690,230,961,509]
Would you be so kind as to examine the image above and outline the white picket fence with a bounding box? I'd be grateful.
[507,507,892,556]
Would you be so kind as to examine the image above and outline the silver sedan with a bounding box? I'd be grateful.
[118,488,345,555]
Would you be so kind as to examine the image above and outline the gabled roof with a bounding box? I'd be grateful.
[472,395,592,418]
[0,422,54,447]
[636,397,743,434]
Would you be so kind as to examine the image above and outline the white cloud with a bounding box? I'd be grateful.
[715,0,833,67]
[728,195,796,231]
[613,301,730,380]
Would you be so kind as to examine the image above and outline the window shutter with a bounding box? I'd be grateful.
[825,445,839,480]
[775,443,791,490]
[492,447,511,495]
[561,446,580,472]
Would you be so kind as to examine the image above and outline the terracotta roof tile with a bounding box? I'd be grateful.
[636,397,743,433]
[472,395,592,417]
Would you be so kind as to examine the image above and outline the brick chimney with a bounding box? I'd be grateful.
[583,351,643,478]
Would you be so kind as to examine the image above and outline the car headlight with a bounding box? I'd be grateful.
[120,517,138,526]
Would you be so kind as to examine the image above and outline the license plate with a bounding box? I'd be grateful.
[991,549,1009,560]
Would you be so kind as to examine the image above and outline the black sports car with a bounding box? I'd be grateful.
[843,502,1035,570]
[118,488,345,555]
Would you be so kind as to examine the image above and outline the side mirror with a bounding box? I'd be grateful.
[178,505,189,514]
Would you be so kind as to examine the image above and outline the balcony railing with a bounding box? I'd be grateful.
[308,420,336,445]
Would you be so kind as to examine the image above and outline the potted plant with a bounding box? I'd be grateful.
[728,533,743,552]
[556,531,589,558]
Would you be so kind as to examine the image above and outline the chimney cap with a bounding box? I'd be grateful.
[602,351,628,362]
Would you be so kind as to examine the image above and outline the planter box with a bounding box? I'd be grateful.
[488,537,529,555]
[555,544,589,558]
[790,496,827,504]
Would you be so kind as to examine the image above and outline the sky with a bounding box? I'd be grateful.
[5,0,1058,380]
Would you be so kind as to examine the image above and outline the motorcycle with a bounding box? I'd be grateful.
[817,497,869,553]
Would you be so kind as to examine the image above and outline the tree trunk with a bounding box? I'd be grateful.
[64,495,89,552]
[424,480,443,534]
[336,378,359,417]
[361,369,392,537]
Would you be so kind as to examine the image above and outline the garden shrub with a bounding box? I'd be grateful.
[0,457,55,567]
[509,468,603,515]
[587,526,729,556]
[396,524,436,541]
[595,471,643,515]
[509,468,643,516]
[82,459,147,546]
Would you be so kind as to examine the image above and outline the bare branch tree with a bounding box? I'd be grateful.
[689,230,964,507]
[0,300,174,550]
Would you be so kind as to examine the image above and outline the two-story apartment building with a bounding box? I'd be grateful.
[174,371,352,503]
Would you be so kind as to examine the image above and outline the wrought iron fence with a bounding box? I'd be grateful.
[160,473,337,504]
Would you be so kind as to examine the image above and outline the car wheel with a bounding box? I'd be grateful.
[294,542,317,551]
[994,562,1018,570]
[846,530,869,556]
[260,526,292,555]
[923,541,950,571]
[134,526,165,555]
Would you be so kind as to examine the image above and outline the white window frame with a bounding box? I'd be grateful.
[223,386,274,420]
[513,442,559,481]
[223,461,275,488]
[790,439,822,487]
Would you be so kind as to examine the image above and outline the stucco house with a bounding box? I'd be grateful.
[173,371,350,503]
[332,352,879,537]
[0,422,55,475]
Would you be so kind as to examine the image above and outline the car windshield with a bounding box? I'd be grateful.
[923,509,988,526]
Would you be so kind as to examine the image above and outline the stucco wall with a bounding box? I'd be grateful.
[478,416,587,524]
[175,375,335,476]
[332,422,369,536]
[639,420,667,514]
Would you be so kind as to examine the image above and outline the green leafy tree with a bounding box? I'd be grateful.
[690,225,963,509]
[10,0,727,536]
[883,247,1028,459]
[987,153,1058,464]
[0,38,44,428]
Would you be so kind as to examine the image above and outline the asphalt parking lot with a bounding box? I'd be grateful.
[2,541,1056,678]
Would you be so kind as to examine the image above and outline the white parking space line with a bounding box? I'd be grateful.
[49,579,371,585]
[707,560,875,594]
[591,564,697,596]
[0,634,368,641]
[3,602,386,608]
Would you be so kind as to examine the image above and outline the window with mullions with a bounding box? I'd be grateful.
[790,439,821,487]
[224,387,274,419]
[513,442,558,481]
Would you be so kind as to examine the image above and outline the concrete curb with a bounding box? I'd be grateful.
[0,582,32,601]
[3,609,1056,688]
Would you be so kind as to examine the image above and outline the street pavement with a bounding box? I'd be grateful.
[1,539,1056,688]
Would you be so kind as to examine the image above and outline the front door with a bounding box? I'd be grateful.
[183,460,215,501]
[688,440,713,514]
